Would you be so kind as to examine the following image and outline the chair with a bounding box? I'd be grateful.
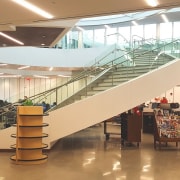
[5,110,16,125]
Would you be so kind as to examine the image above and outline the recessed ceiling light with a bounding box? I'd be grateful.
[33,75,49,79]
[76,26,84,31]
[18,65,30,70]
[146,0,159,7]
[161,14,169,23]
[11,0,54,19]
[58,74,71,77]
[104,25,111,29]
[132,21,138,26]
[0,75,21,78]
[49,67,53,71]
[0,63,7,66]
[0,32,24,45]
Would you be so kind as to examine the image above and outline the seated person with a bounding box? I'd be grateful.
[160,97,168,104]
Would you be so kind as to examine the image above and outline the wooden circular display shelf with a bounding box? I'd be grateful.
[10,143,48,150]
[10,106,49,165]
[11,133,48,138]
[10,154,48,165]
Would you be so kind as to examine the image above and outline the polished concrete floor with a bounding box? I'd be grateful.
[1,123,180,180]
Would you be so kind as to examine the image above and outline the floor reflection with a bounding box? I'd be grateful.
[1,123,180,180]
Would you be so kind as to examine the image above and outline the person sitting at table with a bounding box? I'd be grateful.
[160,97,168,104]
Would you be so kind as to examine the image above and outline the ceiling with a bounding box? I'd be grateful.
[0,26,65,47]
[0,0,180,77]
[1,0,180,47]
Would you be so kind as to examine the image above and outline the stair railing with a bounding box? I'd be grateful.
[8,38,180,111]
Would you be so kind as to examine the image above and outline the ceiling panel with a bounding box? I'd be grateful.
[0,27,65,47]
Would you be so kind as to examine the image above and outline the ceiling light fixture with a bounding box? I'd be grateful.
[161,14,169,23]
[18,65,30,70]
[76,26,84,31]
[104,25,111,29]
[146,0,159,7]
[0,75,21,78]
[49,67,53,71]
[0,32,24,45]
[33,75,49,79]
[11,0,54,19]
[132,21,138,26]
[58,74,71,77]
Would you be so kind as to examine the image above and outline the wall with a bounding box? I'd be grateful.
[0,46,111,67]
[0,76,91,104]
[1,59,180,149]
[46,59,180,145]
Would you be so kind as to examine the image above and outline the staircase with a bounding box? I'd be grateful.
[131,49,174,66]
[0,40,180,150]
[53,49,175,109]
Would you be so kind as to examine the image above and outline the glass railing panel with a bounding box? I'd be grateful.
[2,38,180,124]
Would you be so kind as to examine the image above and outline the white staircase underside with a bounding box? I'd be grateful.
[1,59,180,149]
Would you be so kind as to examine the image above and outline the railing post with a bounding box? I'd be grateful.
[85,76,88,97]
[56,88,58,105]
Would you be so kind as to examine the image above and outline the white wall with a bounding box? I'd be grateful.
[45,59,180,145]
[1,59,180,149]
[0,46,111,67]
[0,77,88,104]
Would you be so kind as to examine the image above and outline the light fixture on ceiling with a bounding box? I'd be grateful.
[33,75,49,79]
[49,67,53,71]
[161,14,169,23]
[157,9,167,15]
[76,26,84,31]
[58,74,71,77]
[132,21,138,26]
[18,65,30,70]
[0,63,7,66]
[11,0,54,19]
[0,32,24,45]
[104,25,111,29]
[146,0,159,7]
[0,75,21,78]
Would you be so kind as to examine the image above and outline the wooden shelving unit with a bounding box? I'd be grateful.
[10,106,49,165]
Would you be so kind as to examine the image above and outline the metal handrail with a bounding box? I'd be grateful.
[9,38,180,107]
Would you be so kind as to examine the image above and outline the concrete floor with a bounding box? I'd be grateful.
[1,123,180,180]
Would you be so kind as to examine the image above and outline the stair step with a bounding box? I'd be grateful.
[93,86,111,91]
[56,48,175,109]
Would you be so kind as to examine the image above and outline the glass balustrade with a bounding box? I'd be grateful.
[1,38,180,130]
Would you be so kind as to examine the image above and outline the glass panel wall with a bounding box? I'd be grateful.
[144,24,156,40]
[94,28,105,47]
[131,25,144,48]
[83,30,93,48]
[56,15,180,50]
[173,22,180,39]
[70,31,79,49]
[106,27,117,45]
[159,22,173,41]
[118,26,131,47]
